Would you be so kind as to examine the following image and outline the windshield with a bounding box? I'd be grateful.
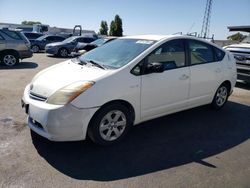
[62,36,78,43]
[80,38,155,69]
[90,38,108,46]
[241,35,250,43]
[36,35,47,41]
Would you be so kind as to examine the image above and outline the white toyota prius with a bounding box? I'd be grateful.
[22,35,237,145]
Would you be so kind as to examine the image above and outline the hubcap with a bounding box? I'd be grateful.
[216,86,227,106]
[3,55,16,66]
[60,49,68,57]
[99,110,127,141]
[31,45,39,52]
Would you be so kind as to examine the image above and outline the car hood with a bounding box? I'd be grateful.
[225,43,250,53]
[225,43,250,49]
[30,59,112,98]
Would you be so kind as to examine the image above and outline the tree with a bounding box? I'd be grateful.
[109,15,123,36]
[227,32,247,42]
[109,20,116,36]
[21,20,41,25]
[99,21,108,35]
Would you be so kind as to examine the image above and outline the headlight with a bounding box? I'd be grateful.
[46,81,94,105]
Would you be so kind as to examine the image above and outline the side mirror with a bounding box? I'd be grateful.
[146,62,164,73]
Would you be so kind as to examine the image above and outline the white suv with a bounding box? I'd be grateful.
[22,35,237,145]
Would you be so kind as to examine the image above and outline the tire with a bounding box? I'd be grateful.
[58,48,68,57]
[211,84,229,109]
[31,45,39,53]
[88,103,133,146]
[1,52,19,66]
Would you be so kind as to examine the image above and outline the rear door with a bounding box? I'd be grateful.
[187,39,223,105]
[0,32,6,50]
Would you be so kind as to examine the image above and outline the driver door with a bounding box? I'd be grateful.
[140,39,190,120]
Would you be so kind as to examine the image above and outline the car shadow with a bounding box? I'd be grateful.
[31,101,250,181]
[236,81,250,90]
[0,62,38,69]
[46,54,71,59]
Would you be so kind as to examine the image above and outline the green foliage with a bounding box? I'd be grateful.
[227,32,247,41]
[109,15,123,36]
[21,20,41,25]
[99,21,108,35]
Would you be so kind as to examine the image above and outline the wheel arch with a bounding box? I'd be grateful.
[0,49,20,59]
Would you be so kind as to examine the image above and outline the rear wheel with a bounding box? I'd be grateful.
[88,103,132,146]
[31,45,39,53]
[1,52,19,66]
[211,84,229,109]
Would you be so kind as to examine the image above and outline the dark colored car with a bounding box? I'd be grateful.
[0,28,33,66]
[71,37,117,56]
[22,32,43,40]
[30,35,65,53]
[45,36,96,57]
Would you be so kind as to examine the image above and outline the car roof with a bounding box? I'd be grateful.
[121,35,175,41]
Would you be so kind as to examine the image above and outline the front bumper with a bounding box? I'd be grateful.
[22,85,99,141]
[237,64,250,82]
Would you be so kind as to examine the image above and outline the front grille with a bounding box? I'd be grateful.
[29,91,47,101]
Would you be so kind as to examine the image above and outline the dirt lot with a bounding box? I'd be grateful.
[0,54,250,188]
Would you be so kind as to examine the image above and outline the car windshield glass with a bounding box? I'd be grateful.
[62,36,78,43]
[90,38,108,46]
[80,38,155,69]
[36,35,48,41]
[241,35,250,43]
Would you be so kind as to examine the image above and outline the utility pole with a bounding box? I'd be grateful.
[201,0,213,38]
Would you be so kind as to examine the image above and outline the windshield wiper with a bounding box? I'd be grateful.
[87,60,106,70]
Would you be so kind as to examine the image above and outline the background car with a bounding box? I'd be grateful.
[22,32,43,41]
[0,28,32,66]
[45,36,96,57]
[71,36,117,56]
[30,35,65,53]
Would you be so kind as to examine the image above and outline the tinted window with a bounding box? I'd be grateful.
[146,39,186,70]
[24,33,42,39]
[1,30,22,40]
[79,37,95,43]
[188,40,214,65]
[54,36,64,41]
[214,47,225,61]
[0,34,4,40]
[46,36,55,41]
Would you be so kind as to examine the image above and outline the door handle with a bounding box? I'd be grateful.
[179,74,189,80]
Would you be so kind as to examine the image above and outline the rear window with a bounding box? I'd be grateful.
[1,30,22,40]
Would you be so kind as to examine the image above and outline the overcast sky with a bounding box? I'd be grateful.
[0,0,249,39]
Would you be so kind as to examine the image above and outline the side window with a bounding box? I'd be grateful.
[214,47,225,61]
[46,36,54,41]
[80,38,95,43]
[146,39,186,70]
[188,40,214,65]
[54,36,64,41]
[1,30,22,40]
[0,33,4,40]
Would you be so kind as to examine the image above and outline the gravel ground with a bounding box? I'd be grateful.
[0,54,250,188]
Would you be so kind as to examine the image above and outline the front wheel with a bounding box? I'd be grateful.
[31,45,39,53]
[58,48,68,57]
[211,84,229,109]
[88,103,132,146]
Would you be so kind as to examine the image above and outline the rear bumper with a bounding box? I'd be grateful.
[19,50,33,59]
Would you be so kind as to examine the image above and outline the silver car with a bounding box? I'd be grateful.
[0,28,33,66]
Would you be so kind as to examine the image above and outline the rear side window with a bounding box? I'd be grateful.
[1,30,22,40]
[53,36,64,41]
[214,47,225,61]
[188,40,214,65]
